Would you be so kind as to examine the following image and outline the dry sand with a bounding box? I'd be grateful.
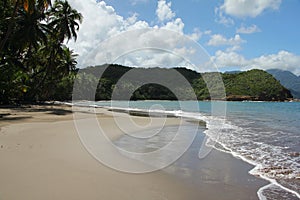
[0,104,268,200]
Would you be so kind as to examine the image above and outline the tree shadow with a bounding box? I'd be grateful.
[20,107,73,116]
[47,109,73,115]
[0,115,32,121]
[0,113,10,118]
[1,105,73,117]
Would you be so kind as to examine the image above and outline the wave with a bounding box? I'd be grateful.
[68,101,300,199]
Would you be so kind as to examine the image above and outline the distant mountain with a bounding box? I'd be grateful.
[266,69,300,99]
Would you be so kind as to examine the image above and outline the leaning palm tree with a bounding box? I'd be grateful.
[49,0,83,43]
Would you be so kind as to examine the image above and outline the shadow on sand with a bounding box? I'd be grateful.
[0,105,73,123]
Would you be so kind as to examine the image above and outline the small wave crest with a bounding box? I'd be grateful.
[70,101,300,199]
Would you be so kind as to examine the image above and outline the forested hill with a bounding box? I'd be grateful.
[76,64,292,101]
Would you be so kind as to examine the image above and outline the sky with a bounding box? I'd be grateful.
[67,0,300,75]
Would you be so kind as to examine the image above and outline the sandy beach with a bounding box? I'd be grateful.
[0,104,268,200]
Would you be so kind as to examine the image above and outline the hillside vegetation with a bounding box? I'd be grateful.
[222,69,292,101]
[74,64,292,101]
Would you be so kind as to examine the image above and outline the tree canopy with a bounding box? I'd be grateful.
[76,65,292,102]
[0,0,82,104]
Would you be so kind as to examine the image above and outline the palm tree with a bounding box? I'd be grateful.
[49,0,83,43]
[0,0,51,52]
[0,0,82,103]
[22,0,51,13]
[61,47,77,73]
[13,9,49,53]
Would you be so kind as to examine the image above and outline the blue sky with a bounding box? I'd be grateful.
[68,0,300,75]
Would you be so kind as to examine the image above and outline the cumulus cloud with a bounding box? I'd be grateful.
[211,50,247,68]
[218,0,282,18]
[164,18,184,32]
[207,34,244,46]
[86,28,211,71]
[67,0,204,69]
[156,0,176,22]
[207,34,245,51]
[210,50,300,75]
[236,24,261,34]
[214,7,234,26]
[187,28,202,41]
[251,51,300,74]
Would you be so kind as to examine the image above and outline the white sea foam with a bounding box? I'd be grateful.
[70,101,300,199]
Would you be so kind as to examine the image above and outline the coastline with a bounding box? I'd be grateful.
[0,104,269,199]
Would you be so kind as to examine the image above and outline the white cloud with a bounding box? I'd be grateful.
[214,7,234,26]
[187,28,202,41]
[203,30,212,35]
[66,1,125,60]
[207,34,244,46]
[130,0,149,6]
[89,28,205,68]
[236,24,261,34]
[251,51,300,74]
[210,50,300,75]
[207,34,245,51]
[164,18,184,32]
[156,0,176,22]
[98,1,115,14]
[211,50,247,68]
[219,0,282,18]
[66,0,203,69]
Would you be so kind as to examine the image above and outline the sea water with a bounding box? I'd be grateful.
[80,100,300,199]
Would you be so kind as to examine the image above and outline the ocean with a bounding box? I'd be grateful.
[76,100,300,199]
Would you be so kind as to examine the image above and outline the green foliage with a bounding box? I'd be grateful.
[78,65,200,101]
[223,69,292,101]
[132,84,177,100]
[73,72,98,100]
[0,0,82,104]
[79,65,292,101]
[192,76,210,100]
[49,0,83,42]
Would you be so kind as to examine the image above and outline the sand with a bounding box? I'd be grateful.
[0,104,268,200]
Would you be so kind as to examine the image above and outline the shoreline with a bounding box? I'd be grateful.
[212,140,300,199]
[0,106,270,199]
[0,105,195,200]
[89,102,300,199]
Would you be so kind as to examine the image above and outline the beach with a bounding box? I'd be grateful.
[0,104,268,200]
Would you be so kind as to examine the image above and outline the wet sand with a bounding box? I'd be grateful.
[0,104,268,200]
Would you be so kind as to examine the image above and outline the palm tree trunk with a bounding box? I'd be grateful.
[0,0,20,52]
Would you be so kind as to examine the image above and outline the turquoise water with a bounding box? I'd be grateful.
[80,100,300,199]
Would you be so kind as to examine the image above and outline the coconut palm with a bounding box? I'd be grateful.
[0,0,82,103]
[0,0,51,51]
[49,0,83,43]
[13,9,48,53]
